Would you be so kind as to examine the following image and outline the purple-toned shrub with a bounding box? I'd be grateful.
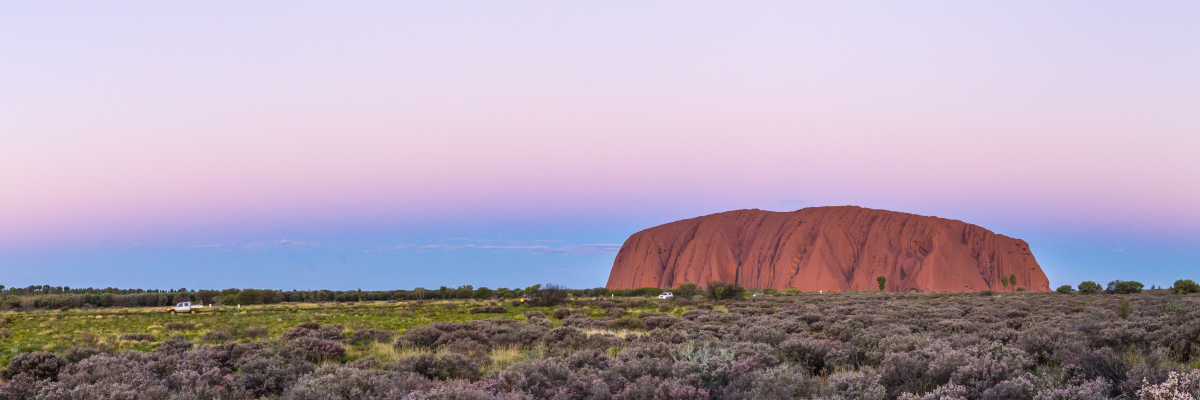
[615,376,708,400]
[63,347,103,364]
[280,337,347,363]
[1033,378,1111,400]
[244,326,269,339]
[643,315,681,329]
[1,351,68,381]
[779,335,848,375]
[607,318,647,331]
[156,335,195,355]
[350,328,396,345]
[397,324,445,349]
[552,308,572,319]
[119,332,155,341]
[827,367,886,400]
[234,353,316,397]
[744,365,820,399]
[281,365,430,399]
[469,305,505,314]
[389,353,481,381]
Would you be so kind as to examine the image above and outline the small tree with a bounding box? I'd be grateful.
[877,276,887,291]
[1172,279,1200,295]
[1117,298,1132,319]
[1055,285,1074,294]
[1078,281,1102,294]
[674,283,700,299]
[1009,274,1018,291]
[1108,280,1144,294]
[1000,275,1010,291]
[705,281,746,301]
[538,284,568,306]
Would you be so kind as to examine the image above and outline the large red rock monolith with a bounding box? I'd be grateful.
[605,206,1050,292]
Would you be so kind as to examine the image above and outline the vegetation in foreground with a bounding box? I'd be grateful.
[0,288,1199,399]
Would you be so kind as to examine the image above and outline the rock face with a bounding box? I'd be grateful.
[605,206,1049,292]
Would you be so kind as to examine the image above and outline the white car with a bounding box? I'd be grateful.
[167,302,205,314]
[657,292,674,299]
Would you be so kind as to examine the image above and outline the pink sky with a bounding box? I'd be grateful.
[0,2,1197,289]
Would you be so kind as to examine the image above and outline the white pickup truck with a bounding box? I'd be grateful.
[166,302,205,314]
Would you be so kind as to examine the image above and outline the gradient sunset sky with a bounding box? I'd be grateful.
[2,2,1197,291]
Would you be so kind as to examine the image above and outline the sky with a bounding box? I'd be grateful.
[1,1,1198,291]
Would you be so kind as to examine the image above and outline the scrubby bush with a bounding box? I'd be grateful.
[282,365,430,399]
[282,337,347,363]
[1138,369,1200,399]
[705,281,746,301]
[538,283,569,307]
[607,318,647,331]
[1173,279,1200,295]
[63,347,103,363]
[203,328,234,342]
[1108,280,1145,294]
[1079,281,1102,294]
[552,308,572,319]
[350,328,396,345]
[468,305,505,314]
[245,326,269,339]
[674,283,701,299]
[1056,285,1074,294]
[1,351,68,381]
[120,332,155,341]
[388,353,480,380]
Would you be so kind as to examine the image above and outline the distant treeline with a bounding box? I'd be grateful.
[1,279,1195,311]
[0,284,683,311]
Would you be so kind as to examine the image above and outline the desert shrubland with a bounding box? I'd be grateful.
[0,290,1198,399]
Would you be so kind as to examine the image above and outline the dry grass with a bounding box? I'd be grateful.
[488,345,540,371]
[361,343,426,362]
[582,328,635,339]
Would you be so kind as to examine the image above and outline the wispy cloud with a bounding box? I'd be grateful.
[370,243,621,255]
[186,244,222,248]
[240,240,320,250]
[276,239,319,247]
